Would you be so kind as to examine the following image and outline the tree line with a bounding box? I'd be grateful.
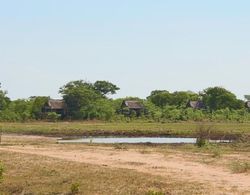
[0,81,250,122]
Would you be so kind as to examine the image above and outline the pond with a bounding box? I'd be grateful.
[57,137,232,144]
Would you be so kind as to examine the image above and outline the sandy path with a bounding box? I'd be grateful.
[0,145,249,193]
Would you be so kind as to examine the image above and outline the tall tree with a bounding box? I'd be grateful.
[30,96,49,119]
[8,99,33,121]
[201,87,244,111]
[148,90,200,108]
[59,80,102,119]
[0,83,10,110]
[94,81,120,96]
[147,90,172,108]
[172,91,199,107]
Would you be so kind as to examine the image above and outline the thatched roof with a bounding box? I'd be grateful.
[187,100,204,109]
[122,100,144,109]
[47,99,66,109]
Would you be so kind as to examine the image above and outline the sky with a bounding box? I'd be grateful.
[0,0,250,100]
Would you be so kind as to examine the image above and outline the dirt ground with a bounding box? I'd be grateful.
[0,135,249,194]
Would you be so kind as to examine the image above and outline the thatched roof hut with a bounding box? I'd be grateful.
[43,99,67,116]
[121,100,144,116]
[122,100,144,110]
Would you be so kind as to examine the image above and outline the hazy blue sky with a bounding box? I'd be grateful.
[1,0,250,100]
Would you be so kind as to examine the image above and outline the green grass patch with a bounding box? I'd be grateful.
[0,121,249,138]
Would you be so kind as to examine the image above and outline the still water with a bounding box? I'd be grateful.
[57,137,231,144]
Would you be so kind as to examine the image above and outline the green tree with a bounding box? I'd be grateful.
[47,112,60,122]
[0,162,4,182]
[94,99,115,120]
[147,90,199,108]
[59,80,102,119]
[162,106,181,121]
[147,90,172,108]
[94,81,120,96]
[0,83,10,110]
[30,96,49,119]
[172,91,199,107]
[143,100,162,121]
[201,87,244,111]
[8,99,33,121]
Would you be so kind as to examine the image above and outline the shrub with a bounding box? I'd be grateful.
[162,106,181,121]
[210,145,222,158]
[47,112,60,122]
[70,182,80,194]
[113,144,127,150]
[196,125,214,147]
[230,161,250,173]
[146,190,165,195]
[0,162,4,182]
[0,110,20,122]
[196,137,209,147]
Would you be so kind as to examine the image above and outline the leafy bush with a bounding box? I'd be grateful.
[230,161,250,173]
[146,190,165,195]
[70,182,80,194]
[196,137,209,147]
[47,112,60,122]
[196,125,214,147]
[0,162,4,182]
[162,106,181,121]
[209,145,222,158]
[0,110,21,122]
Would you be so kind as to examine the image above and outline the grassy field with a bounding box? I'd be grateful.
[0,121,250,139]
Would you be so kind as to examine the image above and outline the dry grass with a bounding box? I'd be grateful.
[0,135,249,194]
[230,161,250,174]
[0,151,209,195]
